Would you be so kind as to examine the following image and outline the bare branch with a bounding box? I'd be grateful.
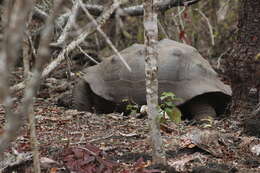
[33,6,48,21]
[32,0,201,24]
[11,0,126,92]
[77,45,99,64]
[56,0,80,45]
[195,8,215,46]
[80,0,201,17]
[177,6,187,44]
[78,0,131,71]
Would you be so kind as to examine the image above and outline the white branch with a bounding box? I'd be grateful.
[11,0,124,92]
[56,0,80,45]
[78,0,131,72]
[196,8,215,46]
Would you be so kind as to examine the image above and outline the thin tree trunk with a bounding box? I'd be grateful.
[0,0,33,157]
[23,39,31,79]
[143,0,166,165]
[27,1,64,172]
[225,0,260,118]
[28,105,41,173]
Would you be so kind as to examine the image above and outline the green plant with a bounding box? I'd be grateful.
[159,92,182,124]
[123,99,139,115]
[122,92,182,124]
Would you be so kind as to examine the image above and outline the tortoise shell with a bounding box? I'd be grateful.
[79,39,231,108]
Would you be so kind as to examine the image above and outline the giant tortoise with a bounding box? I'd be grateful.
[72,39,232,120]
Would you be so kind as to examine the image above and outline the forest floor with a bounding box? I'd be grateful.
[0,62,259,173]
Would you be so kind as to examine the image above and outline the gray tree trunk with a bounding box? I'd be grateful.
[143,0,166,165]
[225,0,260,118]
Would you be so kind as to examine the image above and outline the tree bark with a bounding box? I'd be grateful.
[225,0,260,117]
[143,0,166,165]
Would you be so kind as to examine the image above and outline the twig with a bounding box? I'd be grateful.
[77,146,98,156]
[217,0,231,22]
[33,1,201,49]
[78,0,131,72]
[70,133,114,145]
[216,49,229,69]
[11,0,125,92]
[252,103,260,116]
[70,133,85,145]
[177,6,186,44]
[89,133,114,143]
[56,0,80,45]
[77,45,99,64]
[158,20,169,38]
[32,0,201,21]
[175,6,186,18]
[195,8,215,46]
[33,6,48,21]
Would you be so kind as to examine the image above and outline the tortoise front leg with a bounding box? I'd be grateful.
[72,80,116,113]
[72,80,93,112]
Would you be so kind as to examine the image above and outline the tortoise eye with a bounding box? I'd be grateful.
[110,57,117,64]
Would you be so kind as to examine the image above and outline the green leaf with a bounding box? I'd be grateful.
[126,103,138,112]
[165,108,173,117]
[160,92,176,101]
[166,107,182,124]
[160,117,167,124]
[165,101,174,107]
[126,104,132,111]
